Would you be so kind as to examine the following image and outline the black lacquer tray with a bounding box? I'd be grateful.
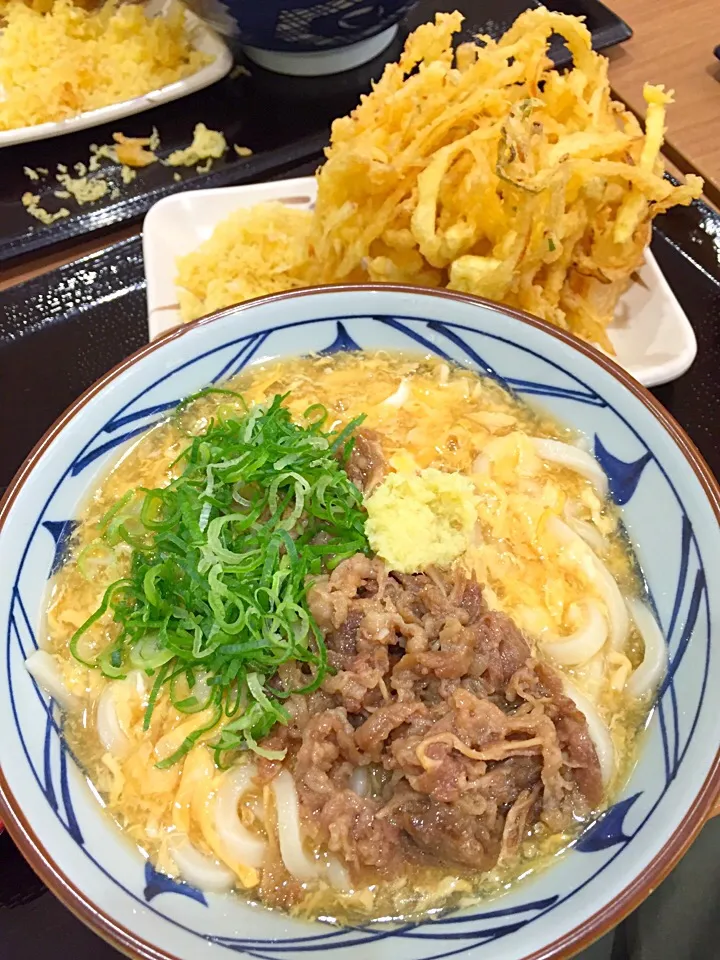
[0,0,630,266]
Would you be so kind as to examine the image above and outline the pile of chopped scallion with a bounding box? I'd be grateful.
[71,391,369,767]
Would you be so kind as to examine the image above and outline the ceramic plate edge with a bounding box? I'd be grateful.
[143,177,698,387]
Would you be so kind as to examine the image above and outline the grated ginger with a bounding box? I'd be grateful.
[365,468,479,572]
[0,0,212,132]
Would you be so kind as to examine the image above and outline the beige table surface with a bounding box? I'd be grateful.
[606,0,720,205]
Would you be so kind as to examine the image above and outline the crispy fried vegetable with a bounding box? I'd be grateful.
[176,9,703,351]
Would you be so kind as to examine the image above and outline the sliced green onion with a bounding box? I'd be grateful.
[72,391,370,764]
[77,539,116,581]
[129,634,176,671]
[155,694,223,769]
[97,643,127,680]
[70,579,132,666]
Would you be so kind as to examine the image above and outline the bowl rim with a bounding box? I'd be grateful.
[0,282,718,960]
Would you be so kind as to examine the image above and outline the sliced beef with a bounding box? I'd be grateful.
[290,554,603,883]
[294,708,363,795]
[354,701,426,759]
[498,785,541,863]
[344,429,387,493]
[325,609,363,670]
[471,611,532,693]
[315,789,403,870]
[392,793,501,871]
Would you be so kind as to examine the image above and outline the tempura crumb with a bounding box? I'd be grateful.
[166,123,226,167]
[56,172,109,204]
[19,121,229,225]
[113,131,158,168]
[21,190,70,224]
[0,0,212,133]
[89,142,118,168]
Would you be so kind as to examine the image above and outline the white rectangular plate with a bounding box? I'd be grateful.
[0,0,232,148]
[144,177,697,388]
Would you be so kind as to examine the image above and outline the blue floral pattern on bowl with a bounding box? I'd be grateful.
[1,287,718,960]
[219,0,417,52]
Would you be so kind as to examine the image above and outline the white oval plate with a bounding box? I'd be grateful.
[143,176,697,387]
[0,0,232,148]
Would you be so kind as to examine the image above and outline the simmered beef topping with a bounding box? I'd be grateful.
[264,554,602,877]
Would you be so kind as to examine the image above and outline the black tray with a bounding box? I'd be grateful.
[0,0,630,266]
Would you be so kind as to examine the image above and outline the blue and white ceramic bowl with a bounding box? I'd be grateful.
[219,0,415,50]
[1,286,718,960]
[209,0,418,76]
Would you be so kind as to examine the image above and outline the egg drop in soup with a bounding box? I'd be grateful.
[34,351,665,922]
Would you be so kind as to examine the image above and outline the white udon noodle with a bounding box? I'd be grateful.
[540,599,608,666]
[272,769,318,882]
[530,438,609,499]
[214,763,267,868]
[169,833,236,893]
[382,378,411,407]
[176,767,352,893]
[25,649,79,712]
[545,515,630,652]
[96,670,148,758]
[563,500,606,553]
[534,452,666,697]
[625,598,668,699]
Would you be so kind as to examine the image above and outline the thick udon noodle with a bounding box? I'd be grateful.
[32,352,664,922]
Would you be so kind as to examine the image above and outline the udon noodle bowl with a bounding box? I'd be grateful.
[28,351,666,922]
